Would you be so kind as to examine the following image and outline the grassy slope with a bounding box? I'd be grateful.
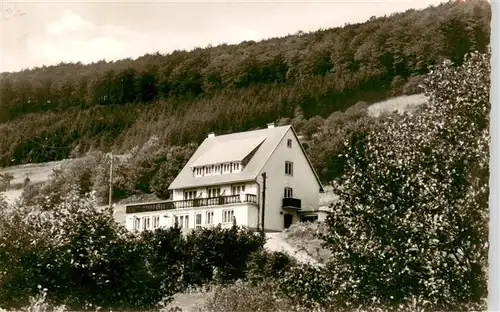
[367,93,428,117]
[0,160,70,185]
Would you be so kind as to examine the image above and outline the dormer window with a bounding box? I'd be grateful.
[195,162,242,177]
[195,167,203,176]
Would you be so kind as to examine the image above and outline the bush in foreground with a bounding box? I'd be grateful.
[202,279,311,312]
[316,50,489,309]
[182,225,265,288]
[1,188,171,310]
[202,278,489,312]
[0,188,266,311]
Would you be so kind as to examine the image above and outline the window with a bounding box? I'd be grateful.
[285,161,294,176]
[143,217,150,230]
[233,163,240,171]
[205,166,212,174]
[176,215,190,229]
[206,211,214,224]
[223,209,234,223]
[287,139,292,148]
[195,167,203,176]
[208,187,221,198]
[195,213,202,229]
[133,217,140,231]
[152,216,160,229]
[231,184,246,195]
[284,187,293,198]
[184,190,197,200]
[215,165,221,173]
[223,163,230,172]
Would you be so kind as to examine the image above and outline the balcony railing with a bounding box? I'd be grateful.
[126,201,173,214]
[126,193,258,214]
[282,197,302,210]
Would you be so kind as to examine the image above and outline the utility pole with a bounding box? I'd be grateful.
[261,172,267,237]
[109,151,113,208]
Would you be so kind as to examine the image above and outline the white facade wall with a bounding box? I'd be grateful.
[125,201,259,232]
[125,210,170,232]
[258,128,321,231]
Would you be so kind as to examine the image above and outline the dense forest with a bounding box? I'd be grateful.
[0,0,491,167]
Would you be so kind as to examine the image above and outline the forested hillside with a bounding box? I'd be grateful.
[0,0,490,167]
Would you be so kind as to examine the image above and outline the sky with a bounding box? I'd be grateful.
[1,0,447,73]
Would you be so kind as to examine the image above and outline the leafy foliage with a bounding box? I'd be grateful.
[203,277,487,312]
[202,279,316,312]
[307,102,380,182]
[0,0,490,166]
[182,225,265,288]
[245,249,297,285]
[0,188,266,311]
[317,50,489,309]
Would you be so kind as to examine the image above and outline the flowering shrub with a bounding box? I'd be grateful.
[317,50,489,309]
[0,196,59,308]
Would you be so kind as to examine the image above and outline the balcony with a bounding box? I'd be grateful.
[282,197,301,211]
[126,200,172,214]
[126,194,258,214]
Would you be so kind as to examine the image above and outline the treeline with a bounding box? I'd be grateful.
[0,0,491,166]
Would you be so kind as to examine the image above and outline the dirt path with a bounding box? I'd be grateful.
[264,232,319,266]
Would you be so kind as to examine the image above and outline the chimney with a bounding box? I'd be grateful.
[267,123,275,129]
[208,132,215,138]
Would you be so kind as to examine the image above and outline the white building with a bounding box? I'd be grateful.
[125,123,325,233]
